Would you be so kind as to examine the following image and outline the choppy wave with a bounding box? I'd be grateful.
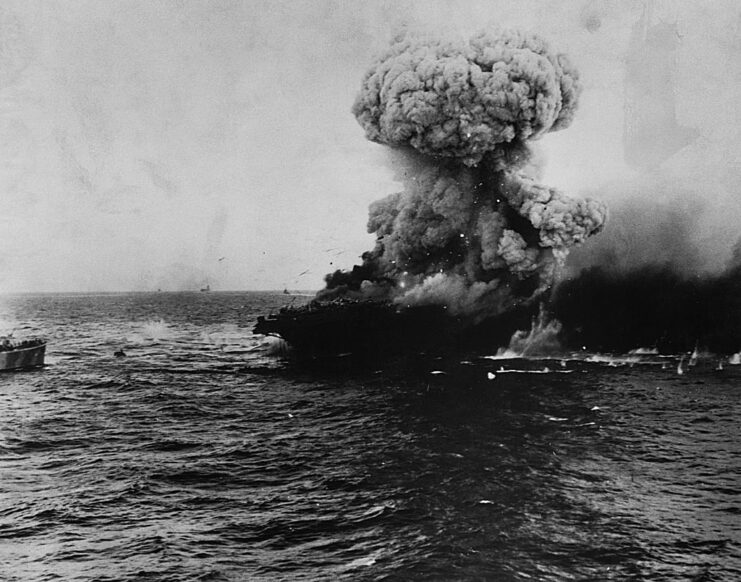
[0,292,739,581]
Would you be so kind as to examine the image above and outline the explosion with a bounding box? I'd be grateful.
[318,29,606,323]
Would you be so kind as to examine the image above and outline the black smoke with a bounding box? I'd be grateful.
[553,263,741,354]
[316,29,606,327]
[552,197,741,355]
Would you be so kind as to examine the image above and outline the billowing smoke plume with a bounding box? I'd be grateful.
[553,197,741,354]
[353,30,581,166]
[319,29,606,322]
[553,258,741,355]
[545,2,741,357]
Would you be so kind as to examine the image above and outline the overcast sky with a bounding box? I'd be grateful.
[0,0,739,292]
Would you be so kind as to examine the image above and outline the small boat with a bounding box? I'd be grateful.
[0,338,46,371]
[200,284,211,293]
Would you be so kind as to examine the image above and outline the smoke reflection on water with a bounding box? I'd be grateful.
[0,292,738,581]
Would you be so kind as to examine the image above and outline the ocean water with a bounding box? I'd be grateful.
[0,291,739,581]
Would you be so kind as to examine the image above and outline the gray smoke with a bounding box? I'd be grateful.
[321,29,606,322]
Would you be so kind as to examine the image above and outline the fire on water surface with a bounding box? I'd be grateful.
[256,29,607,357]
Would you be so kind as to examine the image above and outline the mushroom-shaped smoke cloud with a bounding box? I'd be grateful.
[320,29,606,323]
[353,29,581,167]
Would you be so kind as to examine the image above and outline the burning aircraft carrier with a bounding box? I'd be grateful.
[254,28,607,359]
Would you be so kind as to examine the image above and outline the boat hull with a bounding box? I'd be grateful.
[0,344,46,371]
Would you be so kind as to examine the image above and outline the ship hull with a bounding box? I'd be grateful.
[254,301,536,362]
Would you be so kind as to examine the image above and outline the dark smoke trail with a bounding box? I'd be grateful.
[545,2,741,358]
[317,29,606,325]
[552,196,741,355]
[552,261,741,355]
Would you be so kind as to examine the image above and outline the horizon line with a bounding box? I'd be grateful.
[0,289,319,296]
